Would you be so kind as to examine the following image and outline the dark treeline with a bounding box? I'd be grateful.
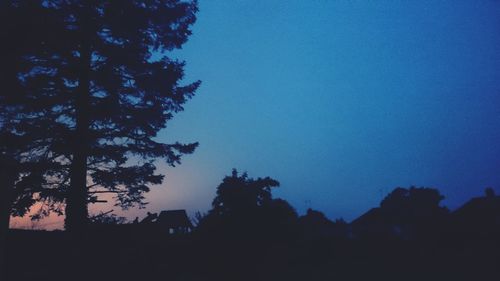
[5,169,500,281]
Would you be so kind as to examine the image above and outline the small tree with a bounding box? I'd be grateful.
[199,169,297,239]
[380,186,449,238]
[211,169,280,217]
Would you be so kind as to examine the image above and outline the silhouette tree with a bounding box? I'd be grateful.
[381,187,447,216]
[380,186,449,238]
[199,169,298,240]
[211,169,279,217]
[2,1,200,231]
[1,4,66,275]
[1,2,40,226]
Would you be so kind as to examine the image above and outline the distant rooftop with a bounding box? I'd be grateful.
[156,210,193,228]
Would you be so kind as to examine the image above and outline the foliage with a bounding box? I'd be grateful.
[198,169,298,239]
[211,169,280,217]
[1,1,200,230]
[90,211,127,225]
[379,186,449,237]
[380,186,448,217]
[0,3,65,223]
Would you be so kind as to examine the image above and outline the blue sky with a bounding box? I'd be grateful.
[14,0,500,229]
[140,0,500,222]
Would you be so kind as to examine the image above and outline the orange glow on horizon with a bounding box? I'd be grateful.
[8,162,213,231]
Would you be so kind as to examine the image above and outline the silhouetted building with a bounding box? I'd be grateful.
[298,209,349,239]
[140,212,158,224]
[350,207,423,239]
[138,210,193,234]
[156,210,193,235]
[452,188,500,236]
[350,208,396,238]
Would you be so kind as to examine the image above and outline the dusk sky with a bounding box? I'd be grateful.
[11,0,500,229]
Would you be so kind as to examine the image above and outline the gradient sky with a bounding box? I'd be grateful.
[11,0,500,229]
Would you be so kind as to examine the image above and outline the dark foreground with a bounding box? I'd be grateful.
[5,228,500,281]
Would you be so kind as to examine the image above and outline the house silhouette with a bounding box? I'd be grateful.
[452,188,500,237]
[153,210,193,235]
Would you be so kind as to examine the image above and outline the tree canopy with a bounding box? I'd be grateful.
[211,169,280,217]
[379,186,449,234]
[0,0,200,231]
[198,169,298,240]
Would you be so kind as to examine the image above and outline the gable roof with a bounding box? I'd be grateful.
[453,196,500,219]
[351,208,385,226]
[156,210,193,228]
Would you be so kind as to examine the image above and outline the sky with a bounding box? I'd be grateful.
[10,0,500,229]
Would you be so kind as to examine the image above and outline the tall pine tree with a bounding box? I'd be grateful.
[3,1,200,231]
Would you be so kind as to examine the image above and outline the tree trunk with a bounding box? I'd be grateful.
[65,38,92,232]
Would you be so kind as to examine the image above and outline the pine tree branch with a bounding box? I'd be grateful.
[88,190,126,194]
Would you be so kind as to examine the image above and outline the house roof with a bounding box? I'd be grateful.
[350,208,384,226]
[453,196,500,218]
[156,210,193,228]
